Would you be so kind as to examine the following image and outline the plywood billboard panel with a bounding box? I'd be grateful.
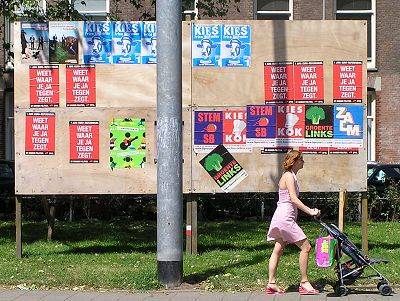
[15,108,192,194]
[14,20,367,195]
[191,20,367,107]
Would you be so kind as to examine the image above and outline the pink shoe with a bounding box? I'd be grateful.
[298,281,319,295]
[266,283,285,295]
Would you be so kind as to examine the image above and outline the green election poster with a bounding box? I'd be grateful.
[109,118,146,169]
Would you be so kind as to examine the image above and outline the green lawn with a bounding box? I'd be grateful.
[0,220,398,292]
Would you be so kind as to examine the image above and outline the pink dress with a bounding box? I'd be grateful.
[267,171,307,243]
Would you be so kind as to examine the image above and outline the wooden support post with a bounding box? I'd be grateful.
[41,196,56,240]
[338,191,348,231]
[192,198,197,255]
[15,196,22,258]
[185,194,198,255]
[186,197,192,255]
[361,191,368,253]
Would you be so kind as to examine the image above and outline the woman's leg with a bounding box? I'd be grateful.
[268,238,286,290]
[295,238,316,291]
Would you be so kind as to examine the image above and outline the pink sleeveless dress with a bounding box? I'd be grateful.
[267,171,307,243]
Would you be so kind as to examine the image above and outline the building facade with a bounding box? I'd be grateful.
[0,0,398,163]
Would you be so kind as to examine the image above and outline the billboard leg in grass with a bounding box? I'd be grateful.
[156,0,183,288]
[16,196,22,258]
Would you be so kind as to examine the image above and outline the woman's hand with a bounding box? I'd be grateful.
[309,208,321,217]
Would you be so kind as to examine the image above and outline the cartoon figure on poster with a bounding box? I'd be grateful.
[49,21,79,64]
[141,22,157,64]
[109,118,146,169]
[113,21,141,64]
[333,105,363,147]
[192,24,221,67]
[83,21,112,64]
[21,22,49,64]
[276,105,305,147]
[221,25,251,67]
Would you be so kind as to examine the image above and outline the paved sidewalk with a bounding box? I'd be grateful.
[0,288,397,301]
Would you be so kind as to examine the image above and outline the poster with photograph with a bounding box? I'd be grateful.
[192,24,221,67]
[21,22,49,64]
[83,21,112,64]
[221,24,251,67]
[25,112,55,155]
[113,21,141,64]
[49,21,79,64]
[109,118,146,169]
[141,21,157,64]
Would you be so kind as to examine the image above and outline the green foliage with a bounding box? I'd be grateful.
[368,180,400,221]
[0,220,399,291]
[306,106,325,125]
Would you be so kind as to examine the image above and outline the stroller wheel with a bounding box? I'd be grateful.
[334,284,348,297]
[377,281,387,290]
[378,283,392,296]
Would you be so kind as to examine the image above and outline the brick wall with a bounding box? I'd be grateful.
[373,0,400,163]
[0,17,5,159]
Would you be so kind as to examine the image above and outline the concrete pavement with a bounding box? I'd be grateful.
[0,288,397,301]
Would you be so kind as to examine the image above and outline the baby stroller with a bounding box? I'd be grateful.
[315,217,392,296]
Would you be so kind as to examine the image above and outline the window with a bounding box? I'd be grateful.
[367,90,376,162]
[256,0,293,20]
[182,0,198,20]
[71,0,109,19]
[335,0,376,69]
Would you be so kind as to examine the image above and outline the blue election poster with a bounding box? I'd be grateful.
[83,21,112,64]
[141,21,157,64]
[112,21,141,64]
[192,24,221,67]
[246,105,277,147]
[333,105,363,147]
[194,111,223,153]
[221,25,251,67]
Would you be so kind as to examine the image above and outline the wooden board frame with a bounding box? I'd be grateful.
[14,20,367,195]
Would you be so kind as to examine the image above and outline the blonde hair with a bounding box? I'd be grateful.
[283,150,302,172]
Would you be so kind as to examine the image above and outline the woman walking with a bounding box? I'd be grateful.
[266,150,321,295]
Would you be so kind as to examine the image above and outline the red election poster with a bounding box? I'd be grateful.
[276,104,305,146]
[29,65,59,107]
[299,146,328,155]
[66,65,96,107]
[25,112,55,155]
[333,61,363,103]
[294,61,324,103]
[264,61,294,103]
[329,146,359,155]
[222,110,246,145]
[69,121,99,163]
